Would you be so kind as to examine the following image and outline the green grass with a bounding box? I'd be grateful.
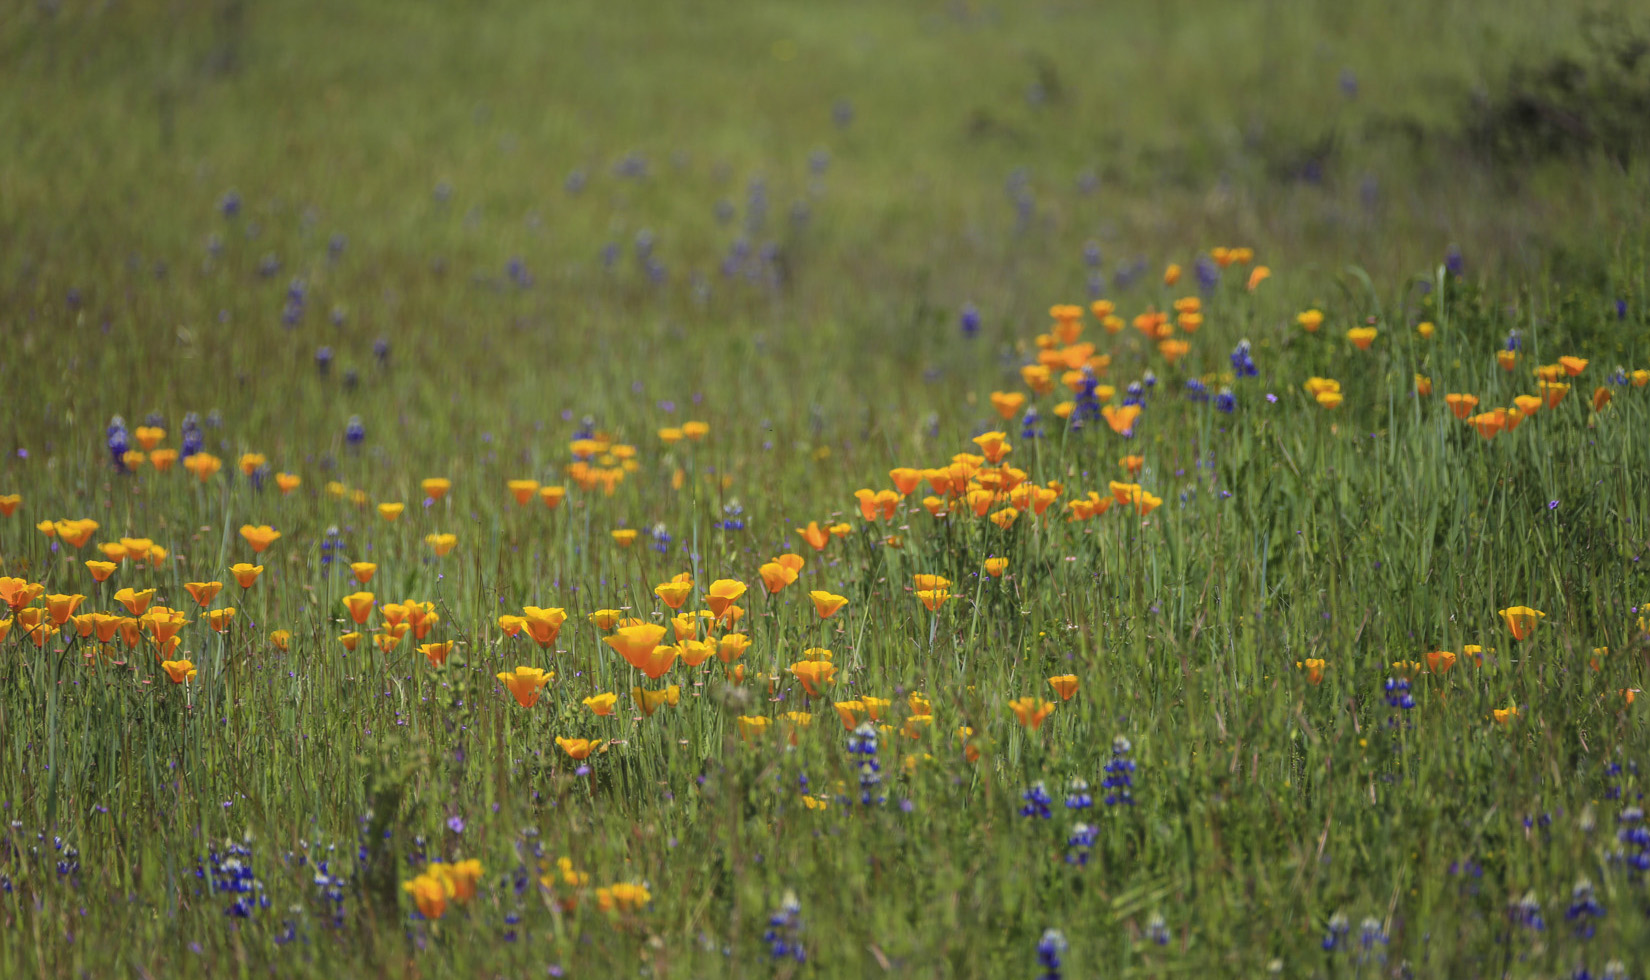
[3,0,1650,976]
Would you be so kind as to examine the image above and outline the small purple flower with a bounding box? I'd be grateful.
[446,816,464,834]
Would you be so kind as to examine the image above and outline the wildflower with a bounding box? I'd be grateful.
[229,563,263,589]
[990,391,1027,421]
[1102,404,1141,436]
[1322,912,1351,950]
[1497,349,1518,371]
[604,623,671,676]
[596,882,652,914]
[1384,677,1415,710]
[983,557,1008,578]
[1009,696,1055,730]
[537,485,566,510]
[1346,326,1377,350]
[1594,386,1613,412]
[420,641,453,667]
[269,630,291,652]
[44,594,85,625]
[496,666,552,707]
[555,737,603,760]
[425,533,457,557]
[808,590,848,619]
[402,874,448,920]
[115,587,156,616]
[341,592,376,625]
[377,502,405,521]
[737,716,771,743]
[1102,736,1136,805]
[971,431,1011,464]
[915,588,952,612]
[184,452,223,482]
[682,421,709,441]
[161,659,197,684]
[85,560,117,583]
[632,685,680,716]
[788,660,836,696]
[610,529,638,547]
[1560,356,1588,376]
[653,580,692,610]
[1468,409,1507,439]
[1047,675,1078,700]
[1426,650,1456,674]
[339,632,361,652]
[506,479,539,506]
[587,609,623,630]
[717,633,751,663]
[1246,265,1270,290]
[1440,393,1478,419]
[1297,309,1324,333]
[1020,781,1053,819]
[1539,380,1571,408]
[1499,606,1545,641]
[704,579,746,622]
[795,521,830,551]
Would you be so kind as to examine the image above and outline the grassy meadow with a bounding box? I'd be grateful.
[5,0,1650,976]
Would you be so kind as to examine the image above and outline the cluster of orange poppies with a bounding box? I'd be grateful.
[1428,356,1636,439]
[338,592,445,660]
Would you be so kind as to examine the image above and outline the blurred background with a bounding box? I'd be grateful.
[4,0,1649,454]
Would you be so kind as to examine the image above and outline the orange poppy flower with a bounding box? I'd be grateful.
[809,591,848,619]
[230,563,263,589]
[496,666,552,707]
[788,660,836,696]
[916,588,952,612]
[716,633,751,663]
[795,521,830,551]
[604,624,672,676]
[506,479,539,505]
[983,558,1008,578]
[556,737,603,761]
[1414,374,1433,397]
[161,659,197,684]
[522,607,567,648]
[425,533,457,557]
[1499,606,1545,641]
[1425,650,1456,674]
[115,587,156,616]
[1559,356,1588,376]
[1296,310,1323,333]
[182,580,222,603]
[206,608,237,633]
[342,592,376,625]
[1009,696,1055,730]
[1346,326,1377,350]
[631,684,680,717]
[989,391,1027,421]
[1538,380,1570,409]
[1047,675,1078,700]
[85,560,118,583]
[275,473,301,495]
[1102,405,1141,436]
[1444,393,1478,419]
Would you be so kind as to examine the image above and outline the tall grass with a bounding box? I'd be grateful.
[1,0,1649,976]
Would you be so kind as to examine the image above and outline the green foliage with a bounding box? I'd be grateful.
[2,1,1650,977]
